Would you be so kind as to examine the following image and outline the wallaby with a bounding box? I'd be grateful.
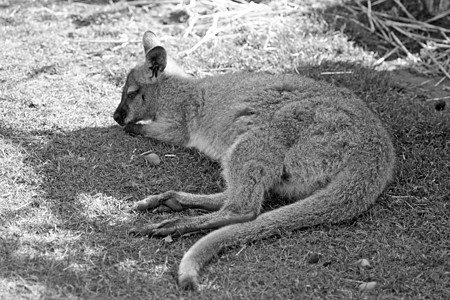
[113,31,395,290]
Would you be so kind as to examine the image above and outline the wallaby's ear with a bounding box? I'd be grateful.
[146,46,167,79]
[143,31,160,53]
[142,31,167,79]
[139,30,189,81]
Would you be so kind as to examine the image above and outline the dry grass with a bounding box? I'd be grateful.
[1,0,449,299]
[340,0,450,81]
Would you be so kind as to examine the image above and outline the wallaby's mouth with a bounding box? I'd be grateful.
[119,118,152,127]
[136,119,153,125]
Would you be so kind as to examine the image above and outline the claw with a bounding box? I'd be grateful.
[128,222,161,236]
[128,227,144,236]
[153,205,173,213]
[128,217,183,237]
[152,227,177,237]
[129,225,177,237]
[134,192,182,212]
[133,201,152,211]
[164,198,183,211]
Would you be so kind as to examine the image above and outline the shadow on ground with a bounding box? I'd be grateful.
[0,122,222,297]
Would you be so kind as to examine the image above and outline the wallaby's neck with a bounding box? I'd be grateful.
[158,74,228,160]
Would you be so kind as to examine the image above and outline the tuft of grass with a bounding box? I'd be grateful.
[1,0,449,299]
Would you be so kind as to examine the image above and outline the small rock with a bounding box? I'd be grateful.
[322,261,331,267]
[306,252,321,264]
[357,258,371,268]
[163,235,173,243]
[358,281,377,291]
[435,100,445,111]
[144,153,161,165]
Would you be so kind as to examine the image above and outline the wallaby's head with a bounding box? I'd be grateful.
[113,31,187,126]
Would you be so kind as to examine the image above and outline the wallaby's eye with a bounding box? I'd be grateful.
[142,94,146,102]
[127,90,139,100]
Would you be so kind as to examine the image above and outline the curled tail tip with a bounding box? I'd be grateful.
[178,273,199,291]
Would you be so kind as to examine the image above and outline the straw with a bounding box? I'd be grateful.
[345,0,450,79]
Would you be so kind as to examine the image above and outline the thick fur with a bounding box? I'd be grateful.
[113,31,396,290]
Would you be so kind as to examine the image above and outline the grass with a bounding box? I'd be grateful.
[1,0,449,299]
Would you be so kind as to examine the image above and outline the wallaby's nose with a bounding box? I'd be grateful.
[113,110,126,126]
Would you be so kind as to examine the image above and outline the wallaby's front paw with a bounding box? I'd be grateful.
[124,123,143,136]
[133,191,183,212]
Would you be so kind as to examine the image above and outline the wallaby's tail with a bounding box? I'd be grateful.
[177,168,393,290]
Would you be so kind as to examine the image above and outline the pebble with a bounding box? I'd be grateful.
[306,252,321,264]
[357,258,371,268]
[144,153,161,165]
[358,281,377,291]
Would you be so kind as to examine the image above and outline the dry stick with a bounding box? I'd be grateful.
[380,28,403,49]
[183,11,199,38]
[426,95,450,101]
[180,0,298,54]
[431,43,450,48]
[389,23,423,41]
[126,0,179,6]
[196,6,295,20]
[393,0,416,20]
[390,31,414,57]
[342,278,366,284]
[434,76,447,87]
[182,14,221,55]
[353,3,393,42]
[320,71,353,75]
[351,4,450,32]
[80,39,139,44]
[343,2,358,15]
[431,55,450,82]
[377,11,450,32]
[13,201,33,212]
[425,8,450,23]
[370,12,392,41]
[235,245,247,256]
[440,31,450,42]
[384,19,449,33]
[183,1,294,34]
[391,24,445,44]
[352,1,450,78]
[346,15,389,42]
[372,0,389,6]
[420,42,450,81]
[366,0,376,32]
[419,78,433,86]
[374,46,398,66]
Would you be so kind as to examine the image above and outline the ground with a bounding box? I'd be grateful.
[0,0,449,299]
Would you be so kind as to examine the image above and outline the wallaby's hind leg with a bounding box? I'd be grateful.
[129,210,256,237]
[130,134,285,237]
[129,160,274,236]
[133,191,227,212]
